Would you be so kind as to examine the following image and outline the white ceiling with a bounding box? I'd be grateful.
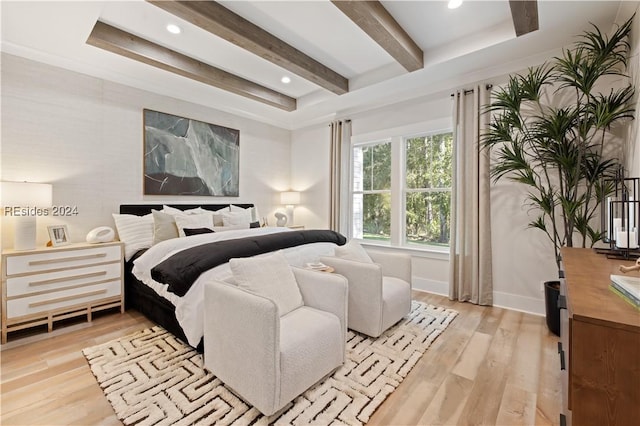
[0,0,633,130]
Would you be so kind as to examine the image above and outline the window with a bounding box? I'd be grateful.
[405,133,452,247]
[351,129,452,250]
[352,142,391,241]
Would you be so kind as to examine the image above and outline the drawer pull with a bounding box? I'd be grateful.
[557,295,567,310]
[560,413,566,426]
[28,289,107,308]
[29,271,107,286]
[29,253,107,266]
[558,270,565,279]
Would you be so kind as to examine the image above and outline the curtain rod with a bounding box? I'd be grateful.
[450,84,493,97]
[328,119,351,126]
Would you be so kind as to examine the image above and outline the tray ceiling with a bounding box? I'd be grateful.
[0,0,628,129]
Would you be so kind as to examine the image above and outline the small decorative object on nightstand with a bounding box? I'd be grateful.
[0,241,125,344]
[47,224,70,247]
[274,211,287,227]
[86,226,115,244]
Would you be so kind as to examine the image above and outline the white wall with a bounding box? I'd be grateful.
[1,53,292,249]
[289,124,331,229]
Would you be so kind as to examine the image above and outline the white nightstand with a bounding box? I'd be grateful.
[1,241,124,343]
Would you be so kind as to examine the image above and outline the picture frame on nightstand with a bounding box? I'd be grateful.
[47,224,70,246]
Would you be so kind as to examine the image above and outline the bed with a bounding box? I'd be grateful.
[118,204,345,352]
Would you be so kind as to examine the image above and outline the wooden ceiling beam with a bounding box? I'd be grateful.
[509,0,539,37]
[330,0,423,72]
[86,21,296,111]
[147,0,349,95]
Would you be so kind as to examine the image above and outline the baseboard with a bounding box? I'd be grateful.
[412,278,545,316]
[413,278,448,296]
[493,291,545,316]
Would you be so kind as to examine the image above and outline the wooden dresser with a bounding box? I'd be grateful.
[559,248,640,426]
[1,241,124,343]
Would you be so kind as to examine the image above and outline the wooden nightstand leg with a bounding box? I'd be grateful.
[88,307,92,322]
[48,314,53,333]
[1,329,6,344]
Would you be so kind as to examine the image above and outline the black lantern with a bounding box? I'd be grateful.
[600,167,640,259]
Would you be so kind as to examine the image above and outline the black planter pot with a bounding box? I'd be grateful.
[544,280,561,336]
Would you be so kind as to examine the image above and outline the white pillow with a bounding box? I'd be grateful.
[221,209,252,226]
[112,213,153,261]
[230,251,303,316]
[334,240,373,263]
[162,205,206,216]
[174,213,214,237]
[230,205,259,222]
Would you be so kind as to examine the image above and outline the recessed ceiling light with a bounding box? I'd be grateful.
[281,76,291,84]
[166,24,181,34]
[448,0,463,9]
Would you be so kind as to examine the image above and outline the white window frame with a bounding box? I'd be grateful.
[352,139,393,242]
[403,131,453,250]
[349,119,452,253]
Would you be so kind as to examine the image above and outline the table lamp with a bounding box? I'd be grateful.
[280,191,300,226]
[1,181,53,250]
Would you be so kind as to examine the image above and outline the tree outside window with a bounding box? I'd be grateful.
[405,132,452,246]
[353,142,391,241]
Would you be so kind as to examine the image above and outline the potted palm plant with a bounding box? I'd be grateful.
[482,17,635,335]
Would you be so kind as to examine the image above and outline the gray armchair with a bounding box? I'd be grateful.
[203,267,348,416]
[321,249,412,337]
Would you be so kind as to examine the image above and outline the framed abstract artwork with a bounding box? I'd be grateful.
[143,109,240,196]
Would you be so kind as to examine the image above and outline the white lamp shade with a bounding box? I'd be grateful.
[280,191,300,205]
[1,182,53,207]
[1,182,52,250]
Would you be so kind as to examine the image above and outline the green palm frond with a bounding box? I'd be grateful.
[589,86,635,130]
[576,18,633,72]
[518,65,554,102]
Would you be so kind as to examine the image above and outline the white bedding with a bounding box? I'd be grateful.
[131,227,338,347]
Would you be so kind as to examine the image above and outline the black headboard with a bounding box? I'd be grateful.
[119,203,254,216]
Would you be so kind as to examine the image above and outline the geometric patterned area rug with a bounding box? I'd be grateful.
[83,301,457,426]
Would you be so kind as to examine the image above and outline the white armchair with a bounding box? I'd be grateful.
[203,267,348,416]
[321,248,412,338]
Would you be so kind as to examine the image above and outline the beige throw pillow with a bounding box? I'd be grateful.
[230,251,303,316]
[152,210,179,244]
[334,240,373,263]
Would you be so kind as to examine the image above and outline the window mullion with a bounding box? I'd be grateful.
[390,136,403,246]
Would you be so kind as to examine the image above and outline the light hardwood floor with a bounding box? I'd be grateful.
[0,291,561,425]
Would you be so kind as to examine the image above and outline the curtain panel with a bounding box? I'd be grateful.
[329,120,352,233]
[449,86,493,305]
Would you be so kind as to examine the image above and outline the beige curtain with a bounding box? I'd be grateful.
[329,120,352,233]
[449,86,493,305]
